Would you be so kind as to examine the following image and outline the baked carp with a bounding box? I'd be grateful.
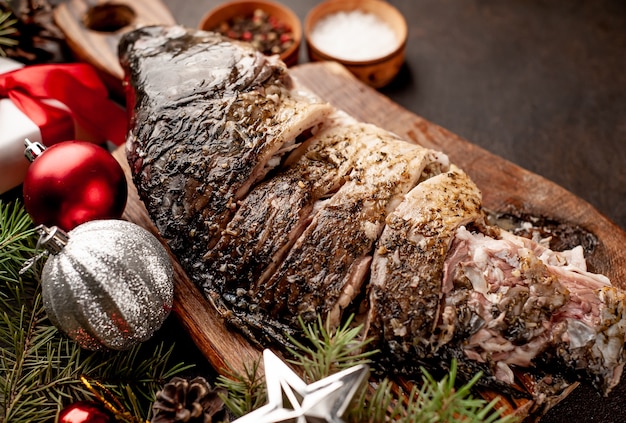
[120,25,626,417]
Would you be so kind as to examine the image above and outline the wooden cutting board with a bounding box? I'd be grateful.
[112,61,626,420]
[54,0,176,97]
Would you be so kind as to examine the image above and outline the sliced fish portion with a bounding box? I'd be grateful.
[200,112,365,296]
[254,130,450,331]
[366,166,485,365]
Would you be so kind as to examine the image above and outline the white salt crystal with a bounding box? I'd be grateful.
[310,10,398,61]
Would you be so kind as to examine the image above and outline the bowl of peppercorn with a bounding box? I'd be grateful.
[200,0,302,67]
[305,0,407,88]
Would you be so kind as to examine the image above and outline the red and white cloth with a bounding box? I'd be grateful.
[0,57,127,193]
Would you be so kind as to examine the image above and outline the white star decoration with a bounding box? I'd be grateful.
[232,349,369,423]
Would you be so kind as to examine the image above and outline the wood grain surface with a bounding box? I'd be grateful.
[113,61,626,421]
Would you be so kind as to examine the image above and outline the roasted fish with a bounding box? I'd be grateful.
[201,111,367,300]
[199,108,449,344]
[120,25,626,417]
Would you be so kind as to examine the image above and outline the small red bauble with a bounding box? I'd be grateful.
[58,401,114,423]
[23,140,127,231]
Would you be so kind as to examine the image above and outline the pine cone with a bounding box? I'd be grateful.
[152,376,227,423]
[0,0,66,63]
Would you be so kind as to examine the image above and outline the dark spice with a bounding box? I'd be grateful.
[212,8,293,56]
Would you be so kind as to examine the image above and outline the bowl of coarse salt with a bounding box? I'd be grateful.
[305,0,407,88]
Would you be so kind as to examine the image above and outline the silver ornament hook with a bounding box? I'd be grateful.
[36,225,69,255]
[19,225,68,275]
[24,138,46,163]
[19,251,48,275]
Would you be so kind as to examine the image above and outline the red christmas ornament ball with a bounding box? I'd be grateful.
[23,141,127,231]
[58,401,114,423]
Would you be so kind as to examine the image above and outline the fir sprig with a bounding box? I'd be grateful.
[348,362,519,423]
[217,358,266,419]
[0,200,194,423]
[286,314,377,382]
[217,314,519,422]
[0,199,38,285]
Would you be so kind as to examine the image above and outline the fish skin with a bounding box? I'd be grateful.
[200,112,364,300]
[202,110,450,344]
[119,26,332,272]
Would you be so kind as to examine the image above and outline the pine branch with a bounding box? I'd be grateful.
[0,199,38,283]
[218,313,520,422]
[216,357,266,419]
[286,314,377,383]
[0,200,195,422]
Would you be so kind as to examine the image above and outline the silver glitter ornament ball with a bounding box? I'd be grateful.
[40,219,174,350]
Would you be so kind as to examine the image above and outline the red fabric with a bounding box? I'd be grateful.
[0,63,126,145]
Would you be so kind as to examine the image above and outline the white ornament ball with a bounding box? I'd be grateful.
[40,219,174,350]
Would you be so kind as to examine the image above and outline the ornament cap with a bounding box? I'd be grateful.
[37,225,69,254]
[24,138,47,162]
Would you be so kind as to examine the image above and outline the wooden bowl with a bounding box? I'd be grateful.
[199,0,302,67]
[305,0,407,88]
